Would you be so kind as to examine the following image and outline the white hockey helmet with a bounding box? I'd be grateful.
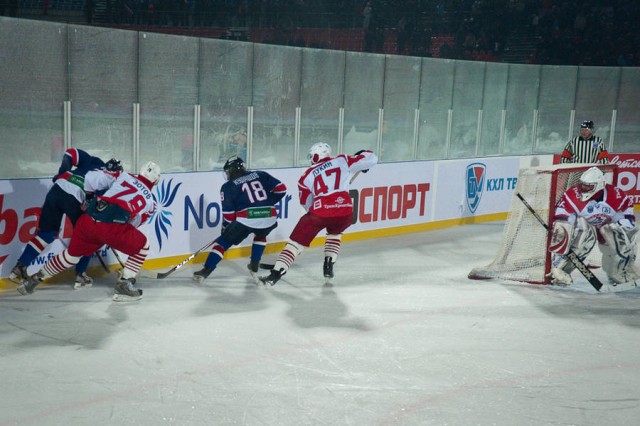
[308,142,332,165]
[578,166,605,201]
[139,161,161,185]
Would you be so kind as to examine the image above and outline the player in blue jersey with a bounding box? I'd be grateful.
[9,148,123,289]
[193,156,287,283]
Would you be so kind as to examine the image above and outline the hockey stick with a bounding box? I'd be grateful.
[95,251,111,273]
[110,247,125,268]
[111,247,167,279]
[143,240,215,279]
[257,171,363,271]
[516,193,604,291]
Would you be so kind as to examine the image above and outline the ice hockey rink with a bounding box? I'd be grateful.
[2,221,640,426]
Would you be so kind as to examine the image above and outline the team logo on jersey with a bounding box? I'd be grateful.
[149,179,182,250]
[466,163,486,214]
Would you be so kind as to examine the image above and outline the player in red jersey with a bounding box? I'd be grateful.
[8,150,121,289]
[260,142,377,286]
[549,167,638,286]
[18,161,161,301]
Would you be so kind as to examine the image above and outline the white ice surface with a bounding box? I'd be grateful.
[2,222,640,426]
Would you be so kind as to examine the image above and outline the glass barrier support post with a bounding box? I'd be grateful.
[133,102,140,171]
[64,101,71,149]
[194,104,201,171]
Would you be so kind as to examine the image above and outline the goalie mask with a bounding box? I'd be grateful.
[578,166,605,201]
[308,142,332,165]
[139,161,161,185]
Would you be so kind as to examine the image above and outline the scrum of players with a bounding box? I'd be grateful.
[9,143,379,301]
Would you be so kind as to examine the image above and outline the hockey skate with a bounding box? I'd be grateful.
[607,266,640,286]
[323,257,334,286]
[259,268,285,286]
[9,261,28,285]
[549,267,573,286]
[548,255,576,287]
[74,272,94,289]
[247,260,260,283]
[599,263,639,292]
[16,271,44,296]
[113,277,143,302]
[192,266,212,283]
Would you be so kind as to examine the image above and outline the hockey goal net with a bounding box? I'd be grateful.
[468,163,618,284]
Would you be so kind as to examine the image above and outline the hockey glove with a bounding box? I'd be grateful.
[81,192,94,211]
[354,150,370,173]
[221,220,231,234]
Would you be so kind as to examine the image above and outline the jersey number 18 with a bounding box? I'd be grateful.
[241,181,268,203]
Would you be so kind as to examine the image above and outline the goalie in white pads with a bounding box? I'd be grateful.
[549,167,638,286]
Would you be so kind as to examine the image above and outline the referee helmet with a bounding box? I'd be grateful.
[580,120,594,130]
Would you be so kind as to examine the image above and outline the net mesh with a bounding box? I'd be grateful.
[469,164,617,284]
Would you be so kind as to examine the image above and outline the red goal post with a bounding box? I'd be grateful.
[468,163,618,284]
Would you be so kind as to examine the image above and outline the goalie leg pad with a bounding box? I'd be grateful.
[548,219,596,286]
[549,221,574,255]
[570,217,597,260]
[600,223,639,284]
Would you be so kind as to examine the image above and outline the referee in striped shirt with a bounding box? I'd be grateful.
[561,120,609,164]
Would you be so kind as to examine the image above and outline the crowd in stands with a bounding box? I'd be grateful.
[4,0,640,66]
[528,0,640,66]
[0,0,18,17]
